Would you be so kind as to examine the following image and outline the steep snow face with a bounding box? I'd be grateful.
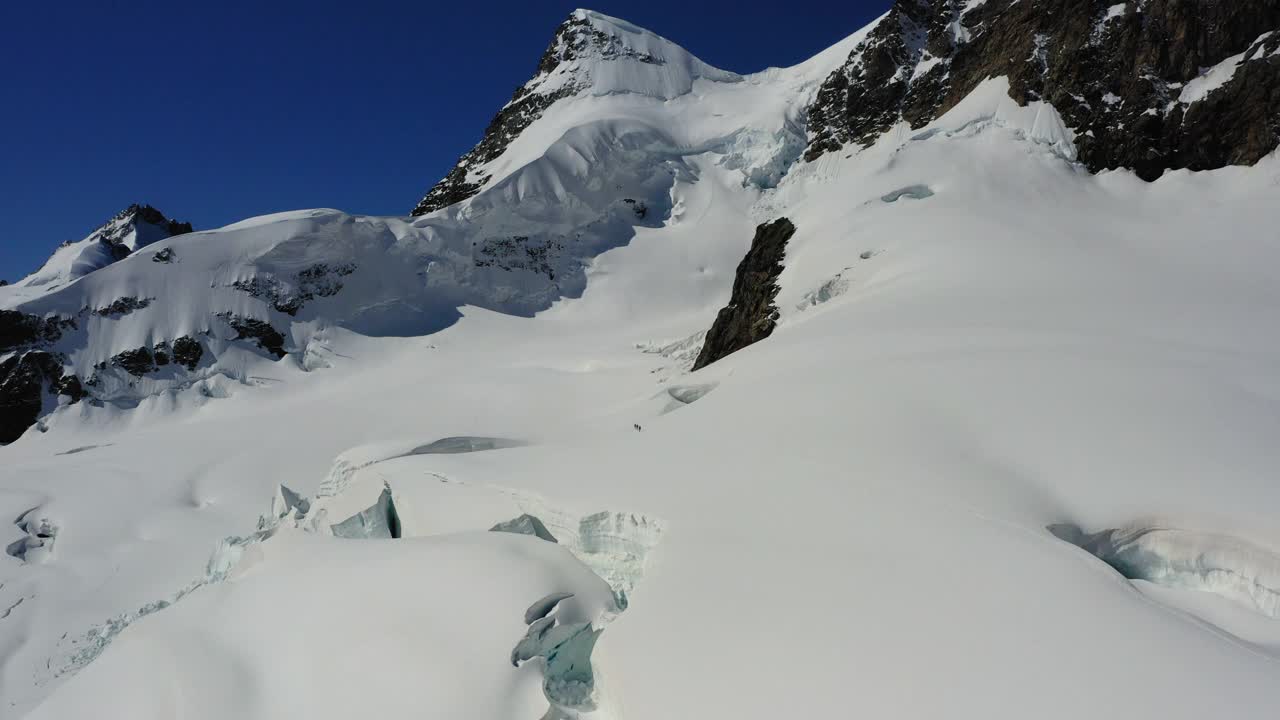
[411,9,743,215]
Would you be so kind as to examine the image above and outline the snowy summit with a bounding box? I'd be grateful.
[3,2,1280,718]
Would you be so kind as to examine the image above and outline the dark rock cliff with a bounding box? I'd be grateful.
[807,0,1280,179]
[0,306,211,443]
[218,314,287,359]
[693,219,796,371]
[0,311,75,352]
[0,352,81,444]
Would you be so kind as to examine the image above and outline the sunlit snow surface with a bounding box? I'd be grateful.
[4,9,1280,720]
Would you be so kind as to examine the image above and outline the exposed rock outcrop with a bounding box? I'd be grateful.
[693,218,796,371]
[474,236,563,279]
[92,297,152,318]
[1,330,210,442]
[230,263,356,316]
[218,314,287,359]
[110,347,156,377]
[0,311,75,353]
[0,311,86,442]
[171,336,204,371]
[0,352,80,444]
[806,0,1280,179]
[91,335,207,378]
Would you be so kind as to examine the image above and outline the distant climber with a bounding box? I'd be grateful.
[634,424,642,432]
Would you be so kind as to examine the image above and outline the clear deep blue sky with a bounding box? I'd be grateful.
[0,1,884,281]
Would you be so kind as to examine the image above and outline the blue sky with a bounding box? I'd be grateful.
[0,0,883,280]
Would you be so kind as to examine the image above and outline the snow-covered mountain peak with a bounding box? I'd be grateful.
[87,204,192,254]
[536,9,742,98]
[411,10,741,216]
[5,204,192,298]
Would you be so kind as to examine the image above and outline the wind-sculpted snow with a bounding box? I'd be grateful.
[1051,523,1280,620]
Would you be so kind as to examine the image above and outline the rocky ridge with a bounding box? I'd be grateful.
[805,0,1280,179]
[693,218,796,371]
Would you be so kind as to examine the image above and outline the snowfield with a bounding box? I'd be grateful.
[4,8,1280,719]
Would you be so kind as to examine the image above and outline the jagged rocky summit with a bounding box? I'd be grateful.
[9,203,192,292]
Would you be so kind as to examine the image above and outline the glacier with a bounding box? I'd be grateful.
[3,4,1280,719]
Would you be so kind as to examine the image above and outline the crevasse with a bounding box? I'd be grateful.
[1051,523,1280,619]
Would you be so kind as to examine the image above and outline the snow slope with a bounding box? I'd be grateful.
[4,7,1280,720]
